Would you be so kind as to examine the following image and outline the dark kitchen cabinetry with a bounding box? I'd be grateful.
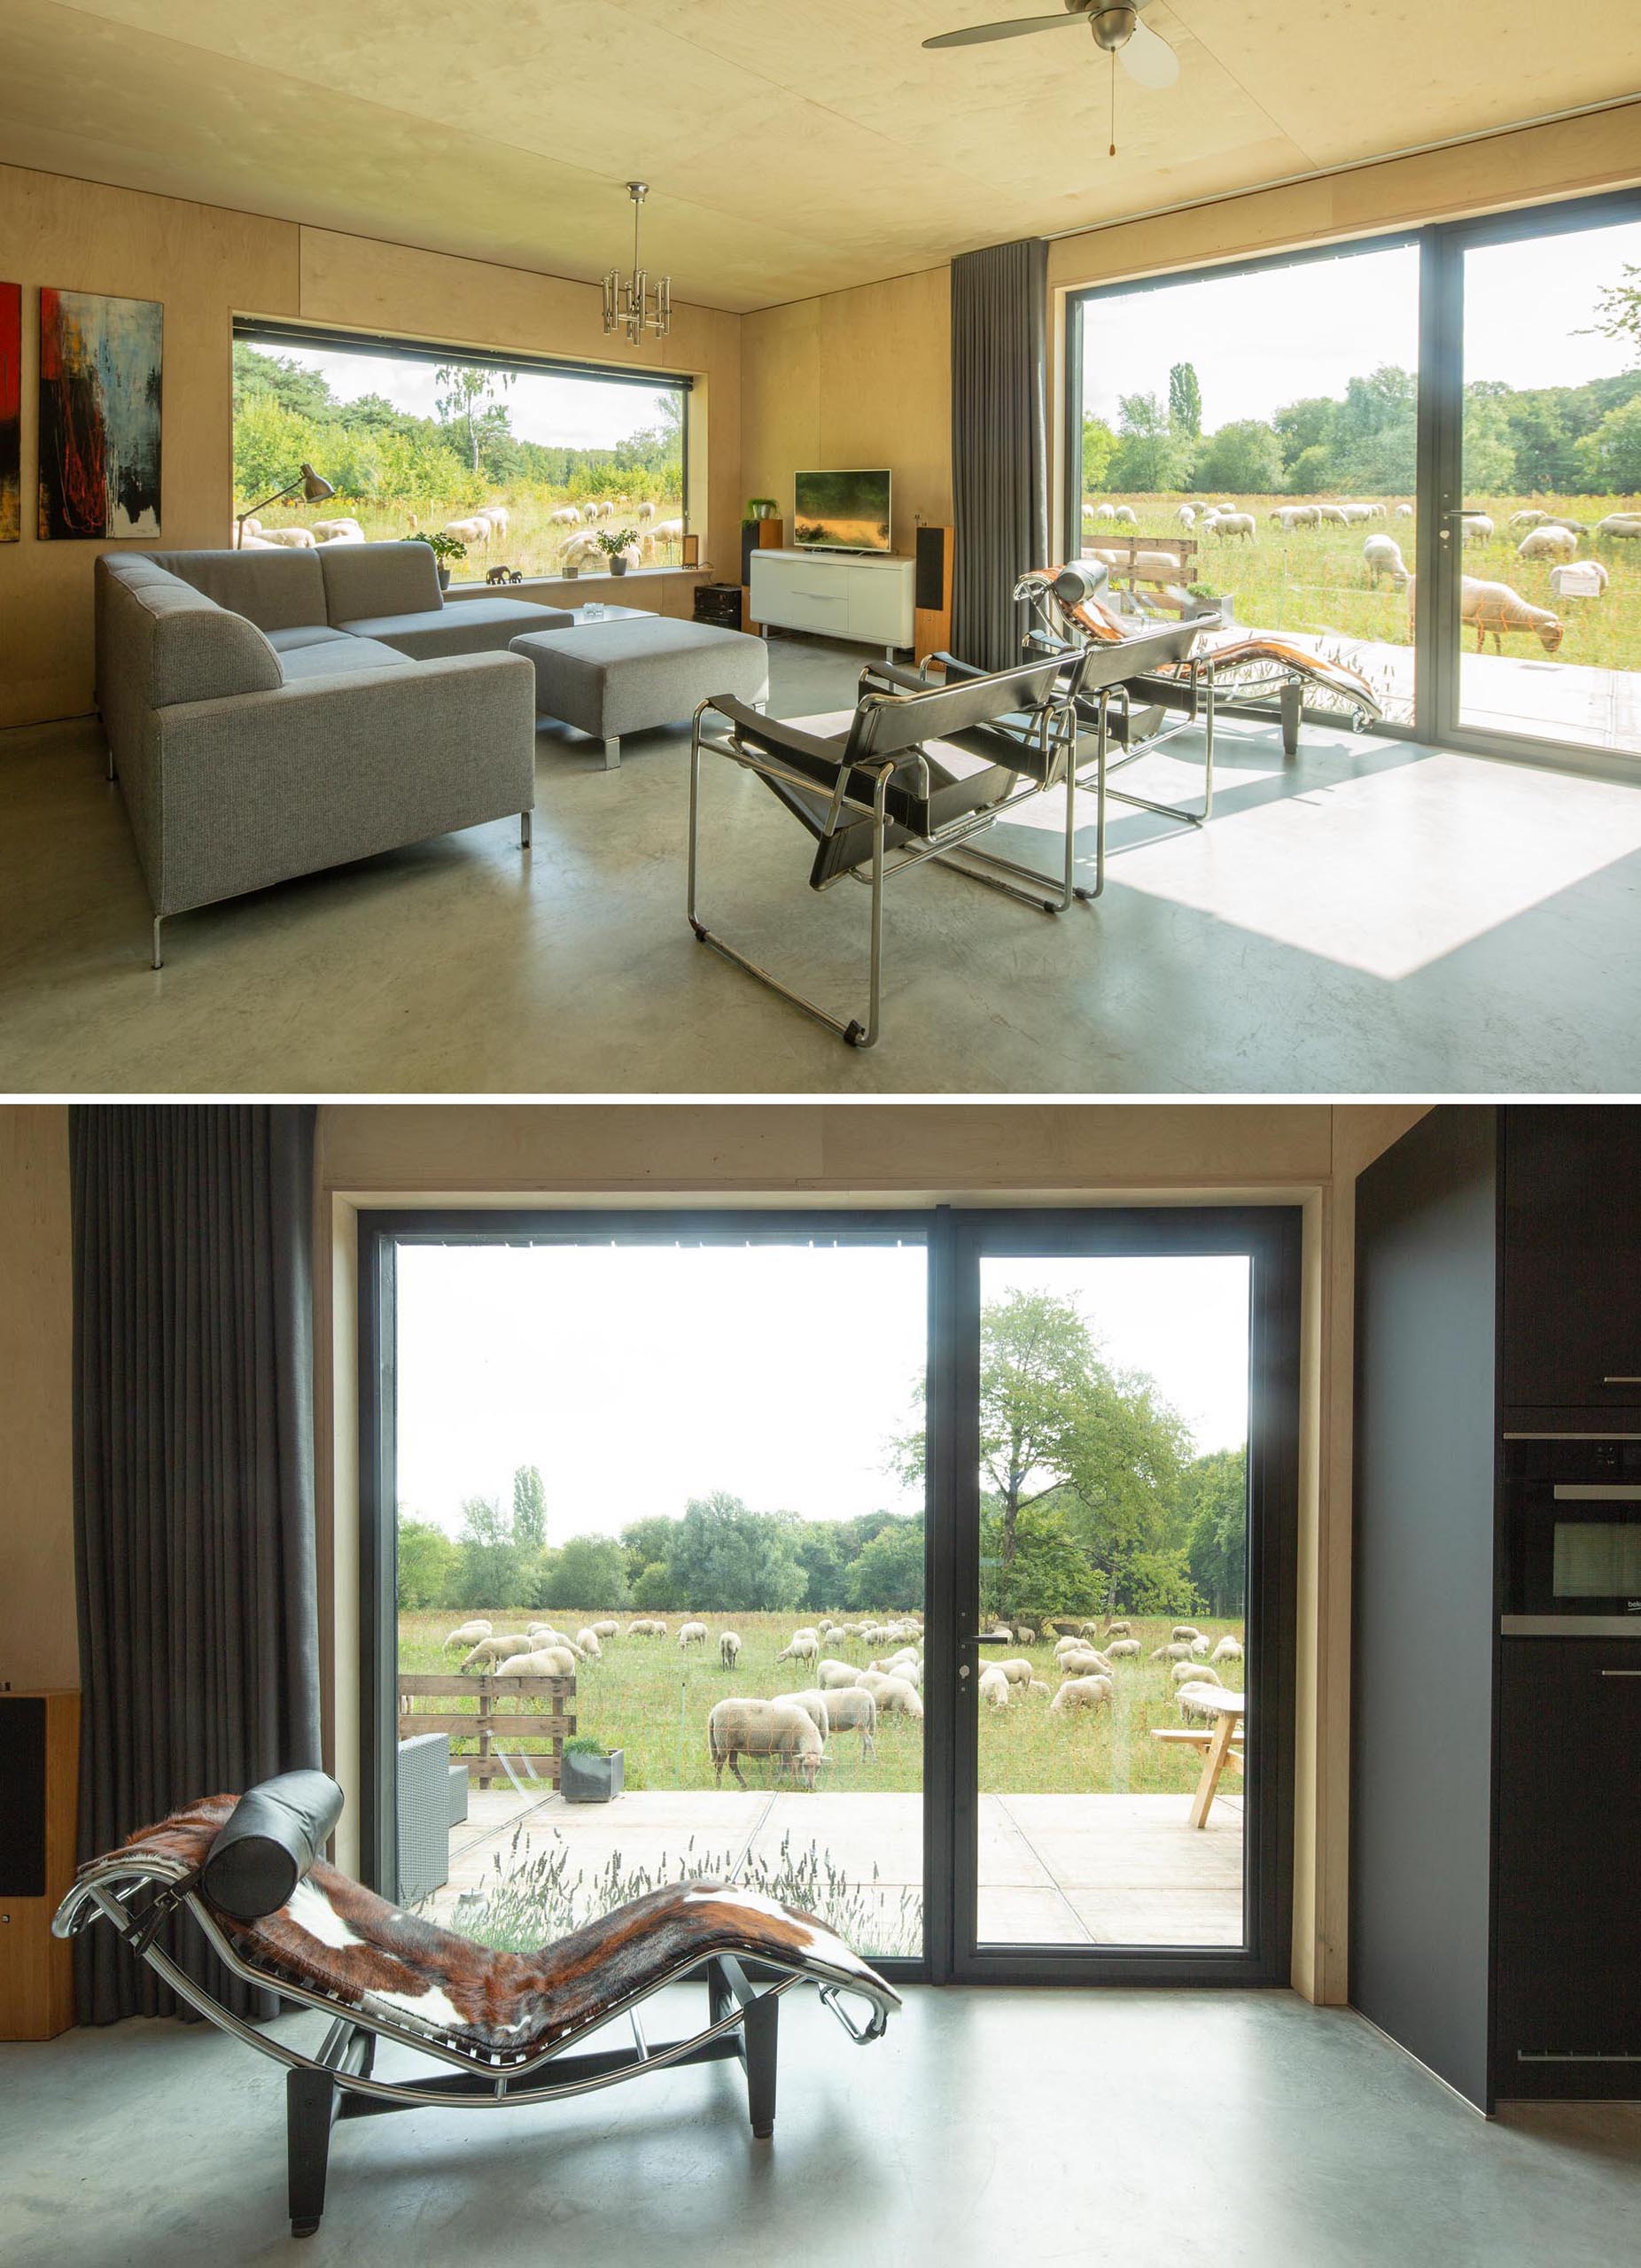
[1352,1106,1641,2112]
[1499,1106,1641,1413]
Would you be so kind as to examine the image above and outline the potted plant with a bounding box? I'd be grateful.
[1182,580,1225,622]
[410,530,467,591]
[595,527,639,578]
[560,1734,624,1803]
[747,497,777,521]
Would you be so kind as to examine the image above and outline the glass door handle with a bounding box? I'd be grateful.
[1600,1668,1641,1678]
[1602,1376,1641,1384]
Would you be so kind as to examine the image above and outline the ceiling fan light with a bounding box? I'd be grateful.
[1089,4,1137,50]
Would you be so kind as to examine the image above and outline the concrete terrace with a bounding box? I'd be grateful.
[429,1785,1245,1952]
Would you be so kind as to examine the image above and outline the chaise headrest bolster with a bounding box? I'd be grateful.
[199,1770,343,1921]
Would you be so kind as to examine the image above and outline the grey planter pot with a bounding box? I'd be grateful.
[611,555,629,577]
[437,565,452,591]
[561,1748,624,1803]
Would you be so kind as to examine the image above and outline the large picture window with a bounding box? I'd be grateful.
[232,322,688,581]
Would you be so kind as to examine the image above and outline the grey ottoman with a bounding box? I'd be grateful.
[510,617,770,769]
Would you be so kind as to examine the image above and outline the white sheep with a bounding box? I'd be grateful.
[678,1620,709,1650]
[1211,1634,1244,1664]
[993,1657,1035,1693]
[708,1698,823,1789]
[1093,501,1117,522]
[1172,1626,1203,1644]
[1209,512,1256,542]
[636,500,657,522]
[443,1619,492,1649]
[1596,513,1641,540]
[1517,524,1578,563]
[719,1630,742,1669]
[444,516,492,548]
[978,1665,1012,1708]
[480,504,510,538]
[1106,1638,1142,1661]
[773,1689,832,1740]
[494,1644,578,1679]
[1056,1646,1110,1678]
[574,1628,603,1660]
[1175,504,1197,527]
[548,506,582,528]
[1104,1619,1132,1638]
[591,1619,619,1640]
[855,1671,923,1720]
[1111,504,1138,525]
[260,525,317,548]
[1051,1674,1113,1713]
[1271,504,1321,531]
[1363,533,1410,588]
[312,517,364,543]
[1507,509,1551,532]
[649,518,685,549]
[817,1658,860,1689]
[459,1633,532,1672]
[626,1618,666,1637]
[775,1628,820,1666]
[1177,1682,1227,1727]
[1459,513,1493,543]
[822,1685,877,1759]
[1171,1658,1224,1687]
[1027,1679,1050,1698]
[869,1655,921,1689]
[1150,1640,1202,1664]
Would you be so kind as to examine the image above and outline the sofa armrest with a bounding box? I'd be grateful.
[138,650,537,920]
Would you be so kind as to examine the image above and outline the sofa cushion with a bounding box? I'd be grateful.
[319,540,442,625]
[276,635,415,683]
[143,548,327,633]
[509,618,769,737]
[338,597,571,659]
[100,559,284,709]
[266,625,357,656]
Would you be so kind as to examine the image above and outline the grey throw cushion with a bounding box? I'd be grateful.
[319,540,443,625]
[142,548,328,633]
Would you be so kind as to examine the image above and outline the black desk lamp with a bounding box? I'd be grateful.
[237,462,335,547]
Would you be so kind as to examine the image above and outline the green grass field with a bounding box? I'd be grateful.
[398,1609,1247,1802]
[250,485,688,582]
[1078,490,1641,694]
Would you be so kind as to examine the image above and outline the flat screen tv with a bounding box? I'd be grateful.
[793,468,892,553]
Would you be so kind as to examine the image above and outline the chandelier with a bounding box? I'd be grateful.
[603,181,672,344]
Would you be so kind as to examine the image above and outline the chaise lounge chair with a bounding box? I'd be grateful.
[54,1771,900,2240]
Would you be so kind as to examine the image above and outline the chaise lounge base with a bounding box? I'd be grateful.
[55,1775,899,2241]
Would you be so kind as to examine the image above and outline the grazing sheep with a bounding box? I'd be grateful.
[261,525,317,548]
[574,1628,603,1660]
[1518,524,1578,563]
[1338,503,1376,526]
[1151,1640,1202,1665]
[987,1627,1014,1644]
[636,500,657,522]
[1508,509,1551,532]
[1081,501,1098,521]
[818,1658,862,1689]
[1177,1682,1227,1727]
[1596,513,1641,540]
[994,1657,1035,1693]
[870,1655,921,1689]
[494,1644,577,1680]
[1111,504,1138,525]
[775,1628,820,1667]
[444,1619,492,1649]
[444,516,492,548]
[459,1633,532,1672]
[649,518,685,549]
[626,1618,666,1638]
[719,1630,742,1669]
[1395,501,1414,519]
[708,1699,824,1790]
[1014,1627,1037,1646]
[1051,1674,1114,1713]
[1459,513,1493,543]
[1211,1635,1244,1664]
[479,504,509,538]
[856,1671,924,1720]
[1549,559,1610,600]
[548,506,582,528]
[1456,575,1563,654]
[823,1685,877,1759]
[1172,1627,1203,1644]
[1171,1658,1224,1687]
[1104,1619,1132,1638]
[678,1620,709,1650]
[312,517,364,543]
[978,1665,1012,1708]
[1318,504,1349,526]
[1093,501,1117,522]
[1272,503,1322,531]
[1363,533,1410,589]
[1077,1619,1103,1637]
[1027,1679,1051,1698]
[1176,504,1197,527]
[773,1689,832,1740]
[591,1619,619,1640]
[1106,1638,1142,1661]
[1056,1646,1110,1679]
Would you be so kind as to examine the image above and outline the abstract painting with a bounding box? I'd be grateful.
[0,283,19,543]
[37,288,162,540]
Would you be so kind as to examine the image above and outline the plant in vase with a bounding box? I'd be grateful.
[560,1734,624,1804]
[595,527,640,578]
[410,530,468,591]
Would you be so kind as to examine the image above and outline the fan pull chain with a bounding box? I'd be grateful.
[1109,48,1116,157]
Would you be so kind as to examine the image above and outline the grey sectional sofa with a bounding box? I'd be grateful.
[96,543,556,964]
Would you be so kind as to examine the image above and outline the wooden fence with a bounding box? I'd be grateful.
[398,1672,576,1791]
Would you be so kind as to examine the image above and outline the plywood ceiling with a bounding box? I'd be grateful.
[3,0,1638,310]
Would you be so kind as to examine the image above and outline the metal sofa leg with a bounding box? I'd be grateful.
[742,1988,779,2140]
[1280,676,1303,758]
[286,2066,337,2240]
[151,916,164,972]
[603,734,621,770]
[521,809,533,850]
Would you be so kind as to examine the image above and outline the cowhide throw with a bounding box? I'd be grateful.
[107,1795,899,2056]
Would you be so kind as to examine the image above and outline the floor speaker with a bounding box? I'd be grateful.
[0,1689,80,2039]
[740,517,784,631]
[914,522,953,662]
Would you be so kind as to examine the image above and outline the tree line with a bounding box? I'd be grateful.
[232,345,683,512]
[1083,356,1641,499]
[396,1289,1248,1623]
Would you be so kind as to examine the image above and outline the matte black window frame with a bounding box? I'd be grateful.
[358,1201,1302,1992]
[938,1204,1302,1989]
[1062,187,1641,777]
[234,319,692,537]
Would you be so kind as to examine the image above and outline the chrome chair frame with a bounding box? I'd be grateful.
[687,652,1093,1050]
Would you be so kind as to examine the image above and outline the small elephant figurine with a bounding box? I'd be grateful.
[486,564,511,586]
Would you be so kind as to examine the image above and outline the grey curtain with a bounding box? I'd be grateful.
[952,237,1050,672]
[71,1105,321,2023]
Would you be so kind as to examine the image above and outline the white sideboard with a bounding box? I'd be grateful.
[748,548,916,657]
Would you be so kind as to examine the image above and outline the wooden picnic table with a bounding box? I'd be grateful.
[1153,1688,1246,1828]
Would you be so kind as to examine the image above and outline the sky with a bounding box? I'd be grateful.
[1082,218,1641,430]
[394,1242,1251,1540]
[266,341,676,451]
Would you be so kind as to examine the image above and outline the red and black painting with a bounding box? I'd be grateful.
[37,288,162,540]
[0,282,19,543]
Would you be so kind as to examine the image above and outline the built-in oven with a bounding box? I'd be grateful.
[1502,1435,1641,1634]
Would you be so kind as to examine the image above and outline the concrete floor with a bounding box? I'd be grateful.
[5,633,1641,1091]
[1,1986,1635,2266]
[436,1787,1243,1951]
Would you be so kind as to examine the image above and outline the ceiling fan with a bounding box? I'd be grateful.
[922,1,1180,91]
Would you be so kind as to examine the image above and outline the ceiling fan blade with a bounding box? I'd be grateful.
[1119,17,1180,87]
[923,13,1089,48]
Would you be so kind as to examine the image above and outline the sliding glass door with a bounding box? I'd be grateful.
[1066,188,1641,772]
[360,1205,1301,1985]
